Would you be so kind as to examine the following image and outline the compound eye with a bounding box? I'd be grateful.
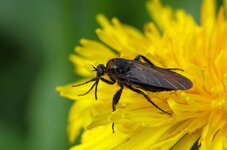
[96,64,105,76]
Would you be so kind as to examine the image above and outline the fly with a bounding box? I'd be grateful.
[73,55,193,132]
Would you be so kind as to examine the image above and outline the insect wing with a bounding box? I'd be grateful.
[123,62,193,90]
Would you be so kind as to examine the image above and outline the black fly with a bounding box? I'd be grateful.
[73,55,193,132]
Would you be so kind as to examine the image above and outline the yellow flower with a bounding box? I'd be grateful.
[57,0,227,149]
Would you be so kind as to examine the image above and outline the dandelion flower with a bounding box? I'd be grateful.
[57,0,227,149]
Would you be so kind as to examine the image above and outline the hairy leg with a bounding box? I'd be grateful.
[125,84,171,115]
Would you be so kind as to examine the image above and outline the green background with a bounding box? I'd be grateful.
[0,0,222,150]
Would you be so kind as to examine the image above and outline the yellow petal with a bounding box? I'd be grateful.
[172,132,200,150]
[67,101,93,143]
[200,0,216,34]
[115,126,171,150]
[210,131,223,150]
[225,0,227,16]
[70,126,128,150]
[96,15,148,57]
[146,0,174,31]
[200,110,225,150]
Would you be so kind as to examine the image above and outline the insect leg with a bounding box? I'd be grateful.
[112,86,124,111]
[125,84,171,115]
[112,123,115,133]
[112,85,124,133]
[165,68,184,71]
[100,77,116,85]
[94,78,116,100]
[78,80,98,96]
[134,54,154,65]
[109,75,117,83]
[94,80,99,100]
[72,77,98,87]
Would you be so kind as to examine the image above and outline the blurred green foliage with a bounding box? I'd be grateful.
[0,0,222,150]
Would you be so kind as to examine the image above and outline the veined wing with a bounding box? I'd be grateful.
[123,62,193,90]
